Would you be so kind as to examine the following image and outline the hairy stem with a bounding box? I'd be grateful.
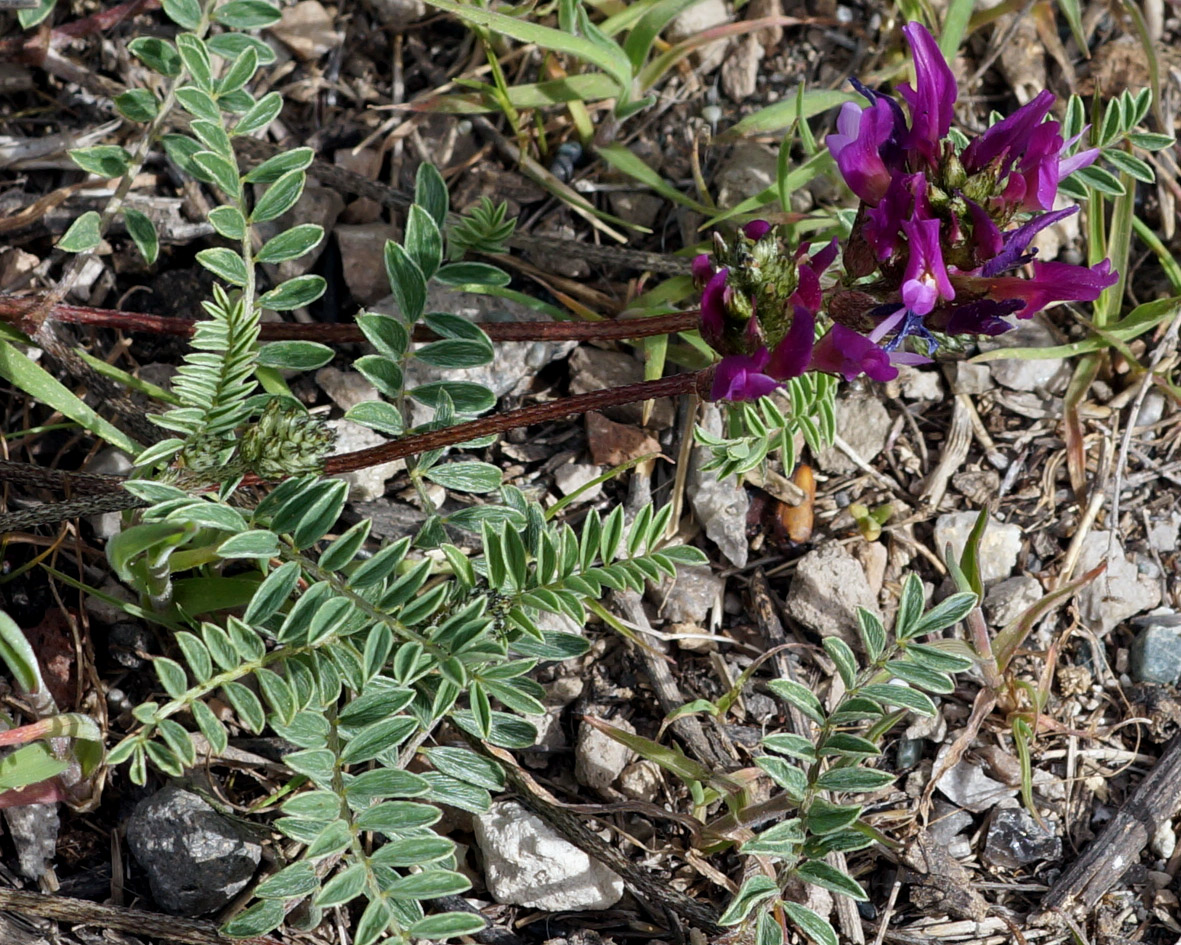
[319,371,709,477]
[0,296,699,345]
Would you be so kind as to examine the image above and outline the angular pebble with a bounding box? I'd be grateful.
[126,785,261,915]
[473,800,623,910]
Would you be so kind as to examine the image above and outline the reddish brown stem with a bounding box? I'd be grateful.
[0,296,700,345]
[320,371,709,476]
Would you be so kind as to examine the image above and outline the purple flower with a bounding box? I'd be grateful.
[743,220,773,240]
[964,197,1003,261]
[811,324,898,382]
[901,216,955,315]
[976,259,1118,317]
[898,22,956,163]
[962,90,1055,174]
[864,173,923,260]
[943,298,1023,335]
[767,306,816,380]
[692,253,714,286]
[826,99,898,204]
[980,206,1078,276]
[700,268,729,350]
[711,349,781,402]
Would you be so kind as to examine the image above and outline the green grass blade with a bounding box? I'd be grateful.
[0,340,141,455]
[718,89,859,141]
[425,0,633,95]
[596,144,715,214]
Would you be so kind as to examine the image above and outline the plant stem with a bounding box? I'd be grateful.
[0,296,700,345]
[320,371,709,476]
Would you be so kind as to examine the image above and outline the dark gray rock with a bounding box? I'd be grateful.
[126,785,261,915]
[1130,616,1181,685]
[981,808,1061,870]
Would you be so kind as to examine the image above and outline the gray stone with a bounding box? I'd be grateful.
[715,141,778,210]
[688,405,750,567]
[1075,532,1161,635]
[126,785,261,915]
[949,361,994,396]
[4,803,58,879]
[783,543,879,647]
[816,390,891,474]
[1130,617,1181,685]
[575,718,634,792]
[658,565,723,624]
[608,191,663,230]
[933,513,1022,585]
[316,366,380,413]
[981,808,1061,870]
[473,800,623,910]
[721,34,763,102]
[934,745,1016,813]
[553,463,604,504]
[898,366,942,401]
[327,419,404,502]
[568,347,673,428]
[1147,512,1181,554]
[977,319,1071,393]
[983,575,1043,628]
[927,801,974,846]
[365,0,425,26]
[373,286,578,426]
[334,223,401,305]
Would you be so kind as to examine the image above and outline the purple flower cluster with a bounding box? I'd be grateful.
[700,22,1118,402]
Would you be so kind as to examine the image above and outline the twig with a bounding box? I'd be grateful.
[0,887,276,945]
[1035,734,1181,922]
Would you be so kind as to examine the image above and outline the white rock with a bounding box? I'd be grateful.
[721,34,763,102]
[1151,819,1177,860]
[983,575,1043,627]
[658,564,723,624]
[934,746,1017,813]
[666,0,731,73]
[316,367,380,413]
[575,718,634,792]
[86,448,134,539]
[977,318,1071,393]
[783,543,880,647]
[553,463,603,503]
[933,513,1022,585]
[619,760,661,802]
[327,419,405,501]
[1074,531,1162,635]
[899,366,943,401]
[473,801,624,910]
[688,405,749,567]
[1147,511,1181,554]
